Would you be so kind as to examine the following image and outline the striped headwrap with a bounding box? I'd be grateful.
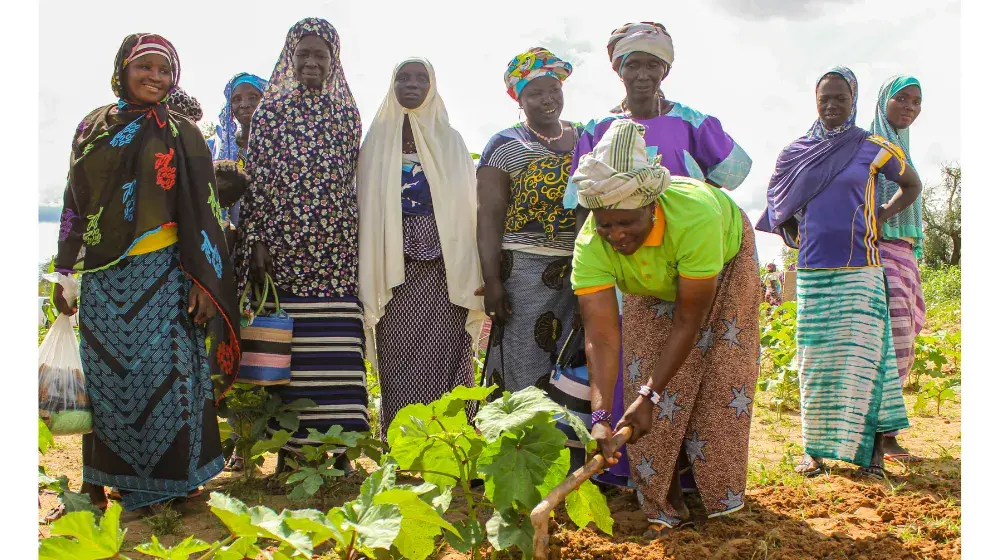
[808,66,858,140]
[607,22,674,74]
[504,47,573,100]
[573,119,671,210]
[111,33,181,102]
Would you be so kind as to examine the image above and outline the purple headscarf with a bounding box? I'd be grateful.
[756,67,870,248]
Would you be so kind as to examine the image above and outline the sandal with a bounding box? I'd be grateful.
[224,451,245,473]
[884,453,921,464]
[856,465,886,480]
[643,517,694,540]
[43,504,66,524]
[795,456,824,477]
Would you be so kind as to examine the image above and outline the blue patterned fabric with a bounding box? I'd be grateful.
[79,245,224,511]
[401,156,433,216]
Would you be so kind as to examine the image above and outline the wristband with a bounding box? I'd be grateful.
[591,409,612,426]
[638,385,662,405]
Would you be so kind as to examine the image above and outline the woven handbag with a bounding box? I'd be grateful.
[236,274,293,385]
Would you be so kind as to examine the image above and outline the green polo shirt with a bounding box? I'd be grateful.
[571,177,743,302]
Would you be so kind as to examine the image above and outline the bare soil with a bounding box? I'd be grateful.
[38,393,961,560]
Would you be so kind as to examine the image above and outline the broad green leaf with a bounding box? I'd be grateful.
[39,418,55,454]
[387,410,476,487]
[250,430,291,459]
[134,535,211,559]
[479,421,568,509]
[374,489,459,535]
[207,493,313,557]
[287,473,323,500]
[282,398,317,411]
[475,386,566,442]
[554,410,596,453]
[218,421,233,445]
[331,462,404,552]
[485,508,534,557]
[285,470,313,485]
[282,509,341,547]
[212,537,261,560]
[444,519,484,553]
[274,411,300,432]
[387,398,469,449]
[565,479,613,535]
[446,385,496,402]
[39,470,63,493]
[39,502,125,560]
[57,479,102,515]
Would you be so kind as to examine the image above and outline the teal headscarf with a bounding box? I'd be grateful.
[870,75,923,256]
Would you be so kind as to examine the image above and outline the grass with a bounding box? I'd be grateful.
[143,502,183,536]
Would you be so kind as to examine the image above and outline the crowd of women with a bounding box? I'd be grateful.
[48,17,927,537]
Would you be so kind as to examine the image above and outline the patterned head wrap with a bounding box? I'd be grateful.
[607,22,674,74]
[165,86,203,121]
[504,47,573,100]
[870,74,923,253]
[573,119,671,210]
[214,73,268,161]
[111,33,180,102]
[808,66,859,139]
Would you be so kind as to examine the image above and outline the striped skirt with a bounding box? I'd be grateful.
[264,293,370,452]
[881,241,926,383]
[796,268,909,467]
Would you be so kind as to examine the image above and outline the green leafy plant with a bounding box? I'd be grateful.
[38,501,126,560]
[915,377,960,416]
[757,301,800,416]
[385,385,610,559]
[216,388,315,480]
[281,426,383,507]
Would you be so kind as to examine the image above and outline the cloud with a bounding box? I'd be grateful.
[710,0,862,21]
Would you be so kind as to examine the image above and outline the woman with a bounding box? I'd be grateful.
[575,119,761,535]
[763,263,782,307]
[564,22,752,214]
[235,18,369,465]
[870,76,925,462]
[51,33,240,512]
[210,72,268,229]
[756,67,921,479]
[477,47,581,395]
[357,58,484,441]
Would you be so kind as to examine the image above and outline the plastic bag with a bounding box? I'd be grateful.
[38,273,92,435]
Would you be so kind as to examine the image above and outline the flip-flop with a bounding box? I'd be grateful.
[794,457,824,477]
[884,453,921,464]
[644,518,694,540]
[856,465,886,480]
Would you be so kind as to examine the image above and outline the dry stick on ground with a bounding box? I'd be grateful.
[530,426,633,560]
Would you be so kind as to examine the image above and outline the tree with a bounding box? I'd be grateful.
[200,120,218,140]
[922,164,961,267]
[780,247,798,270]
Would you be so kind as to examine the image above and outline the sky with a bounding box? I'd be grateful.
[36,0,961,266]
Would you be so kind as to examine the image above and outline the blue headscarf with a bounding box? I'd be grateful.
[757,67,870,247]
[213,73,268,161]
[870,75,923,255]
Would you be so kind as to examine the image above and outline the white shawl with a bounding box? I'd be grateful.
[357,57,485,364]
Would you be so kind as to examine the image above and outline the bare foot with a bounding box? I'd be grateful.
[81,482,108,510]
[667,467,690,520]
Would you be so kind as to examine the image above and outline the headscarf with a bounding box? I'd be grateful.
[166,86,204,121]
[214,73,268,161]
[572,118,671,210]
[235,18,362,300]
[756,67,871,248]
[870,75,923,255]
[504,47,573,100]
[55,33,240,400]
[357,58,485,360]
[607,22,674,74]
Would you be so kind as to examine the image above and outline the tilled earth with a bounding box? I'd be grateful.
[38,394,961,560]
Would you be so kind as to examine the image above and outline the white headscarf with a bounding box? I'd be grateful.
[573,119,671,210]
[608,22,675,72]
[357,58,485,362]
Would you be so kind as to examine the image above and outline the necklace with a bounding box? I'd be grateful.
[524,120,566,143]
[620,97,666,119]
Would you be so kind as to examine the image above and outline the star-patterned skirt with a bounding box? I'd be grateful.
[622,213,761,525]
[796,267,909,466]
